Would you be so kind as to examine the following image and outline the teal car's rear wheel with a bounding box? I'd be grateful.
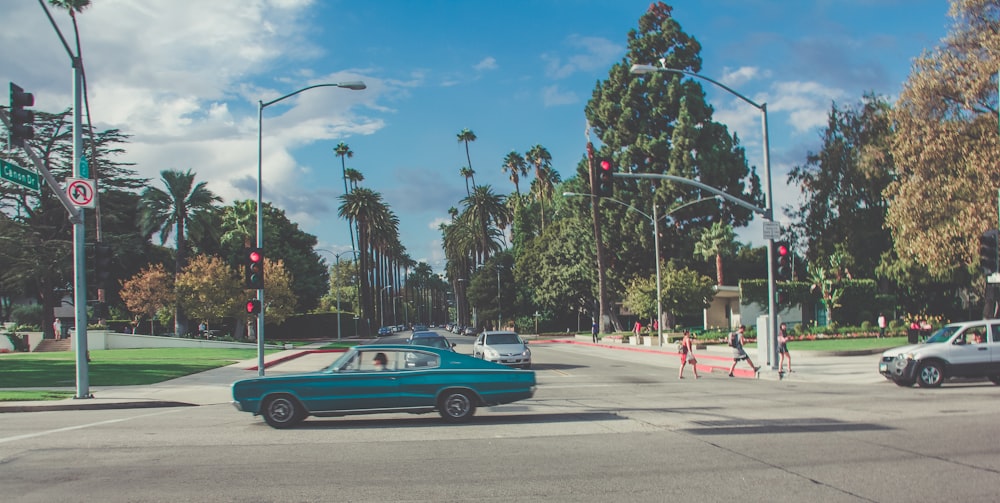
[262,394,305,428]
[438,390,476,423]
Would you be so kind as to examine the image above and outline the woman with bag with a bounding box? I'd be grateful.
[678,330,699,379]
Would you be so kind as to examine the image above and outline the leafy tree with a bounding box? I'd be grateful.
[137,169,221,335]
[623,262,715,329]
[786,94,895,278]
[260,258,297,325]
[460,185,510,266]
[659,262,716,329]
[119,263,174,335]
[515,218,595,320]
[886,0,999,280]
[526,145,557,232]
[175,254,242,333]
[581,2,763,328]
[333,142,358,254]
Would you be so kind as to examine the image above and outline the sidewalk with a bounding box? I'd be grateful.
[0,339,884,413]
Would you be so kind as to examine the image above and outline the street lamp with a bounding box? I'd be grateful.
[256,80,365,375]
[630,61,777,366]
[380,285,392,329]
[325,249,360,342]
[564,192,720,346]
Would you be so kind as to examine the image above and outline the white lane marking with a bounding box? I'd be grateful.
[0,408,184,444]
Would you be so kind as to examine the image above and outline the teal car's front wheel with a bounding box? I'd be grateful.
[262,394,306,428]
[438,390,476,423]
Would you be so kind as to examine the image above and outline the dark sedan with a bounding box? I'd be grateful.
[232,344,536,428]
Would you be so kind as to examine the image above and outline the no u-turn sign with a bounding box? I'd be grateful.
[66,178,97,208]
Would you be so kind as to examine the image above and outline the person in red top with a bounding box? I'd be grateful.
[678,331,699,379]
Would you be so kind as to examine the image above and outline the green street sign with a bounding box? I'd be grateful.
[79,156,89,178]
[0,159,40,192]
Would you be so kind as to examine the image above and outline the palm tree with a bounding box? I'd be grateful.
[138,168,221,335]
[460,185,510,265]
[334,142,358,254]
[457,128,477,188]
[693,221,736,286]
[459,166,476,196]
[338,188,394,335]
[344,168,364,190]
[220,200,257,248]
[526,145,556,231]
[501,151,528,196]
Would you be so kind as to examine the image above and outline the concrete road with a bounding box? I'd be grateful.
[2,342,999,502]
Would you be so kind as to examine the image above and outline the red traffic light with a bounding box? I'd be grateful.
[246,299,261,314]
[777,244,790,256]
[248,249,262,263]
[600,160,611,171]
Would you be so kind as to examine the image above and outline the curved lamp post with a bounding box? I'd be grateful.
[630,62,777,366]
[256,81,365,375]
[563,192,720,346]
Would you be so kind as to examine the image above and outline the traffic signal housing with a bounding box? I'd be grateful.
[9,82,35,146]
[246,299,262,315]
[980,229,999,275]
[596,160,613,197]
[775,241,792,281]
[94,243,113,288]
[244,247,264,289]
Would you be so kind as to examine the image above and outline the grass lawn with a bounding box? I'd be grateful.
[0,348,274,395]
[784,336,909,352]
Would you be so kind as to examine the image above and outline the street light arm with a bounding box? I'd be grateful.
[562,192,652,221]
[630,64,762,110]
[261,81,367,109]
[658,195,723,222]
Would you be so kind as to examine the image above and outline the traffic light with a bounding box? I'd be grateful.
[246,299,262,315]
[980,229,999,275]
[775,241,792,281]
[9,82,35,146]
[244,247,265,289]
[596,160,614,197]
[776,287,788,307]
[94,243,113,288]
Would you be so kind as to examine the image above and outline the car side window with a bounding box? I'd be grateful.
[990,324,1000,343]
[957,326,986,345]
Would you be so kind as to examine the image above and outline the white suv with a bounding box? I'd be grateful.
[879,319,999,387]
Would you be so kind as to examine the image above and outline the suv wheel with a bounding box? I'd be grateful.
[916,361,944,388]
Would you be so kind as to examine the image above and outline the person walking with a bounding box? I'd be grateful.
[678,330,700,379]
[591,320,599,343]
[877,313,886,339]
[53,318,63,340]
[633,320,642,343]
[727,325,760,377]
[777,322,792,376]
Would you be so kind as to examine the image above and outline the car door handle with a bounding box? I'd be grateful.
[978,347,988,351]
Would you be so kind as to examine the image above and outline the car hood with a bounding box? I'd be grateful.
[881,343,925,357]
[482,343,528,353]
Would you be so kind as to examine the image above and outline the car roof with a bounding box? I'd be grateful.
[481,331,519,336]
[410,331,437,337]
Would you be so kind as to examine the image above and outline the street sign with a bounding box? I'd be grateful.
[988,273,1000,284]
[0,159,40,192]
[66,177,96,208]
[79,156,89,178]
[763,220,781,240]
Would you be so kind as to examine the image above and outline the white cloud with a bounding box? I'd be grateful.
[719,66,770,88]
[542,85,578,107]
[542,35,622,80]
[474,57,498,71]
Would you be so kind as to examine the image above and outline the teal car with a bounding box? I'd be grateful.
[232,344,537,428]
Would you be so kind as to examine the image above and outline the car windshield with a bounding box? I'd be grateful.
[323,349,358,373]
[411,337,449,349]
[925,326,960,344]
[485,333,522,345]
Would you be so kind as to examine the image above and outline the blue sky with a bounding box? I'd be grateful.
[1,0,951,273]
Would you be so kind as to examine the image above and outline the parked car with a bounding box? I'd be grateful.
[232,344,536,428]
[378,326,393,336]
[879,319,1000,387]
[473,331,531,369]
